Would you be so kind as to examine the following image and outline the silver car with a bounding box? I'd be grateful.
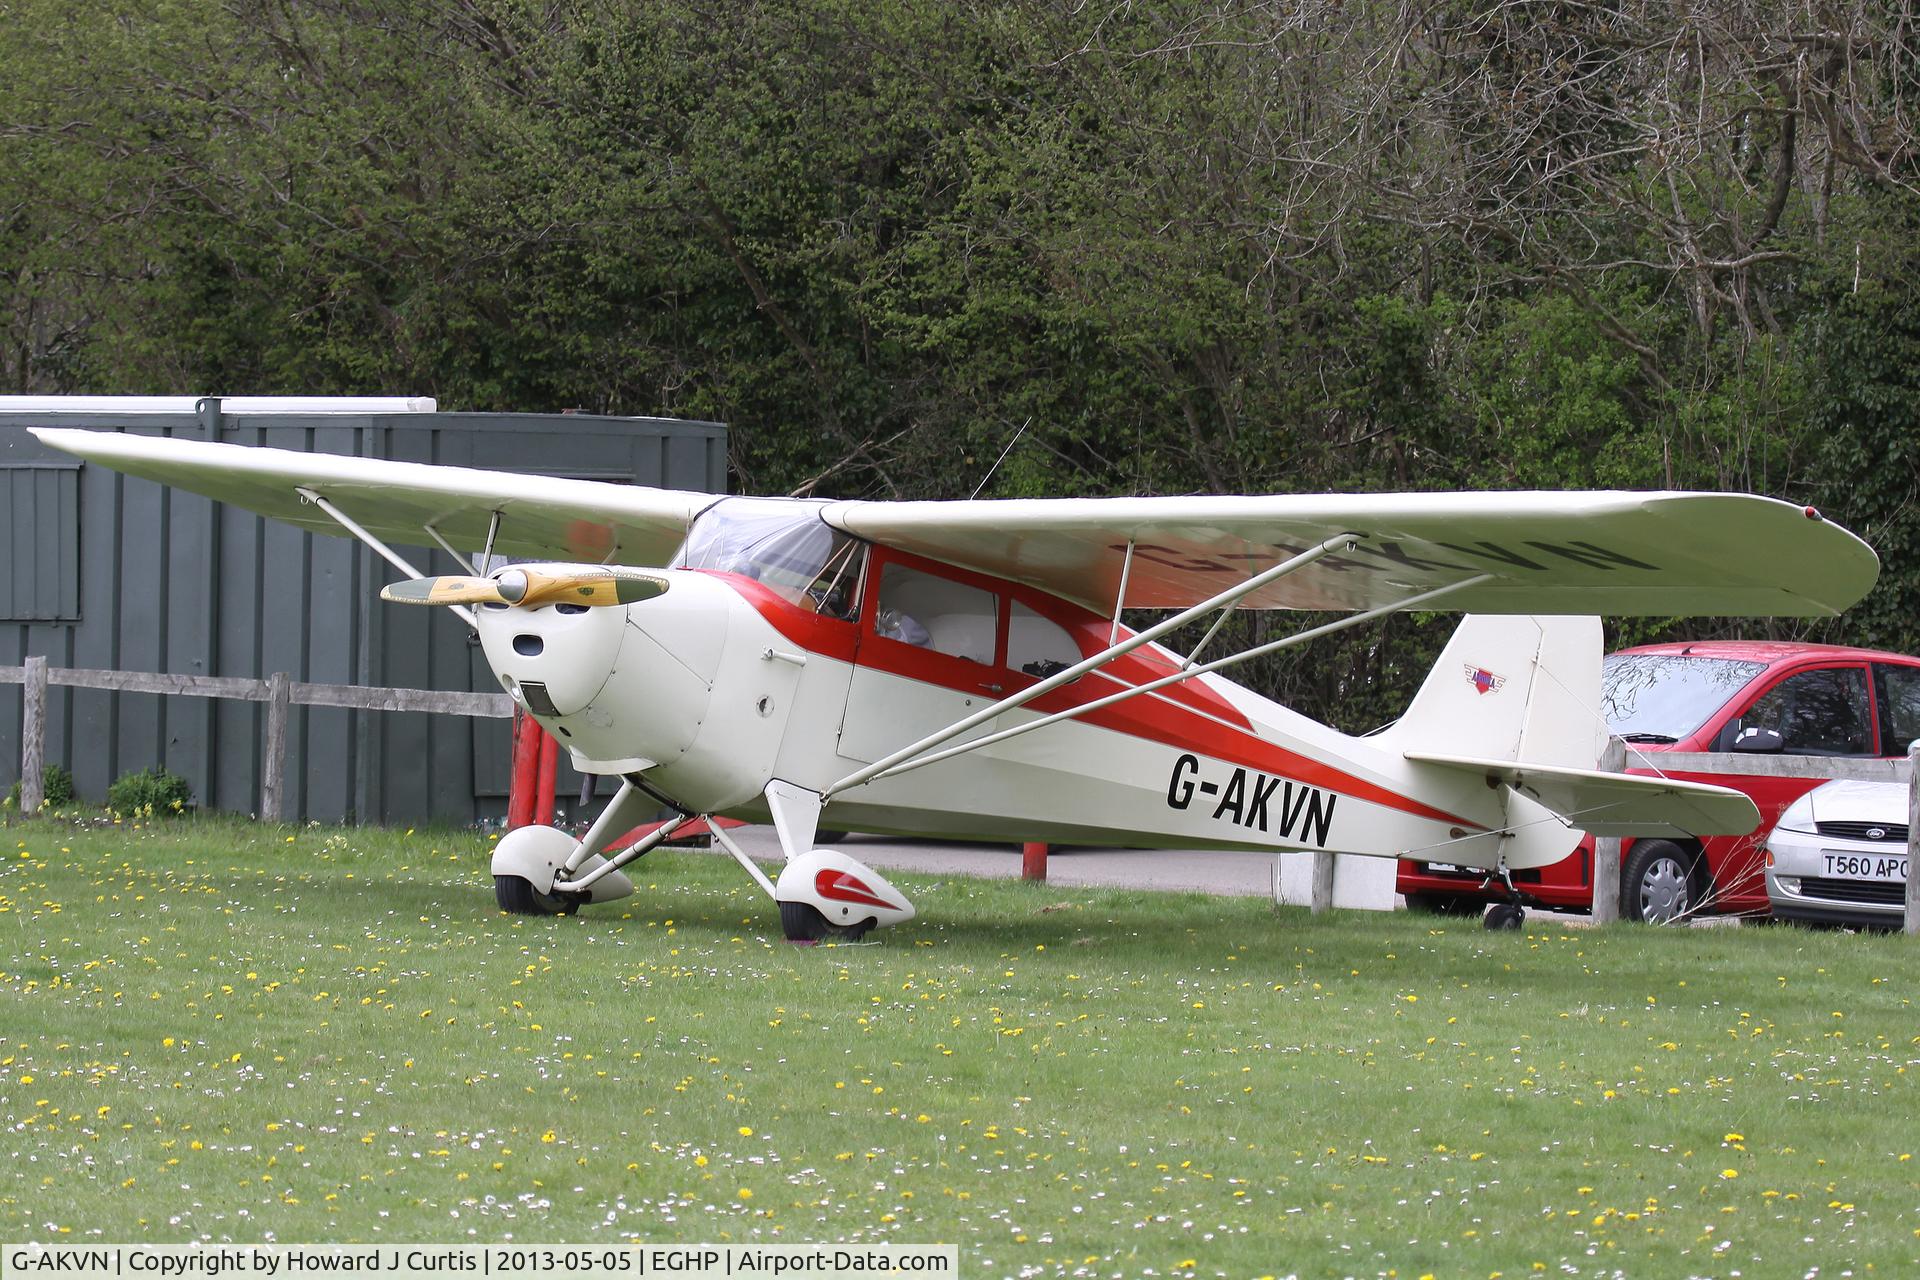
[1765,779,1912,928]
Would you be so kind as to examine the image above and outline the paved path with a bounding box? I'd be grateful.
[723,826,1286,898]
[710,828,1741,927]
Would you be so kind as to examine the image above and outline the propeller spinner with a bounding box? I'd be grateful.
[380,567,669,608]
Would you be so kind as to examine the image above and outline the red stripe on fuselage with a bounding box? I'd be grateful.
[714,570,1481,832]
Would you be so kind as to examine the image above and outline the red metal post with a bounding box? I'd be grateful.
[1022,841,1048,881]
[506,709,542,830]
[535,727,560,827]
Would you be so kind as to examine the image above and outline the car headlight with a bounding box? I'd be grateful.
[1775,791,1818,834]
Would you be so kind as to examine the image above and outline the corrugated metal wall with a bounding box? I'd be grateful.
[0,409,727,824]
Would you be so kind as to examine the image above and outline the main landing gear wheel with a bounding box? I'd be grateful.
[770,848,915,944]
[1483,902,1526,930]
[779,900,874,944]
[494,874,584,916]
[489,824,635,916]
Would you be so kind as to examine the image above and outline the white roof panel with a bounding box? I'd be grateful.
[0,395,435,414]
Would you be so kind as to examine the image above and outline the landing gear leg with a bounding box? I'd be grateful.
[1482,860,1526,931]
[759,780,914,943]
[500,777,675,914]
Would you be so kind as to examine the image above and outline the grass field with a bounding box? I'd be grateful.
[1,815,1916,1278]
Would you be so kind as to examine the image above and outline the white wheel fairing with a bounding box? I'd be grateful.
[491,824,634,904]
[774,850,915,932]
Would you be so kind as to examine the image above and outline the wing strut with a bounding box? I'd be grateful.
[296,487,479,627]
[824,533,1363,799]
[1108,539,1135,647]
[422,522,471,573]
[837,572,1494,789]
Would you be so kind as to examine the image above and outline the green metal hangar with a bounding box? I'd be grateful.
[0,396,726,824]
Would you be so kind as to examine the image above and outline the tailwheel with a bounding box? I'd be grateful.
[494,874,584,916]
[1483,901,1526,931]
[779,900,875,945]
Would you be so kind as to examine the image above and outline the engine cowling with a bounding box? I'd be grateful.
[473,567,803,811]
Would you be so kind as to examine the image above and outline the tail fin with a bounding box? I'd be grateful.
[1374,615,1606,771]
[1377,616,1757,869]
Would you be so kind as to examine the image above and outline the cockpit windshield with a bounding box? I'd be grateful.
[672,498,865,618]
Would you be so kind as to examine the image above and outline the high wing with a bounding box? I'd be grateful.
[827,492,1879,616]
[30,427,707,565]
[32,428,1878,617]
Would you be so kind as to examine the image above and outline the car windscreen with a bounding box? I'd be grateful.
[1601,653,1767,741]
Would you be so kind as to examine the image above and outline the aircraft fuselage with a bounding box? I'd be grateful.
[474,549,1505,862]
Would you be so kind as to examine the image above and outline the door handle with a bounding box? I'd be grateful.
[980,682,1004,694]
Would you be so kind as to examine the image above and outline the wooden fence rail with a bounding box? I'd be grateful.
[3,657,512,822]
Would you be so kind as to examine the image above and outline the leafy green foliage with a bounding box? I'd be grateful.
[2,0,1917,716]
[106,767,194,817]
[5,763,76,811]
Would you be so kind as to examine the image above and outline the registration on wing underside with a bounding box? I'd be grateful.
[1165,753,1339,847]
[1114,536,1660,579]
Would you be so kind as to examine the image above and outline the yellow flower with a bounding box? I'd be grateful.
[738,1126,754,1137]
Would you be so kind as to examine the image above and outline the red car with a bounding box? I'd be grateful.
[1396,640,1920,922]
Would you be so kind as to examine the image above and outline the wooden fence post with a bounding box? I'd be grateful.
[1906,742,1918,938]
[260,671,291,822]
[1591,736,1627,924]
[1310,850,1335,914]
[20,656,46,813]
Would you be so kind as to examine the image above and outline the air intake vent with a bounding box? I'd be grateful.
[519,682,560,718]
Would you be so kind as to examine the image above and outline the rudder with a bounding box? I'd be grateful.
[1374,614,1607,771]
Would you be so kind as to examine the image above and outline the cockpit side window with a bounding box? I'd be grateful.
[1007,600,1082,678]
[875,562,998,665]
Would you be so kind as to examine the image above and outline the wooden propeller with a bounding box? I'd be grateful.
[380,567,669,608]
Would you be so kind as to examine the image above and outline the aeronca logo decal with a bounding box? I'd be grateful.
[1465,665,1506,694]
[1166,753,1338,847]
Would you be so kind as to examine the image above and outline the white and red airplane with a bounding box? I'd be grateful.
[33,427,1881,937]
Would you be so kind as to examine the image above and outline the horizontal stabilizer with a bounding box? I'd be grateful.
[1405,751,1761,838]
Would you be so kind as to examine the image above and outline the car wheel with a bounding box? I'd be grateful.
[1405,891,1483,916]
[1621,840,1699,924]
